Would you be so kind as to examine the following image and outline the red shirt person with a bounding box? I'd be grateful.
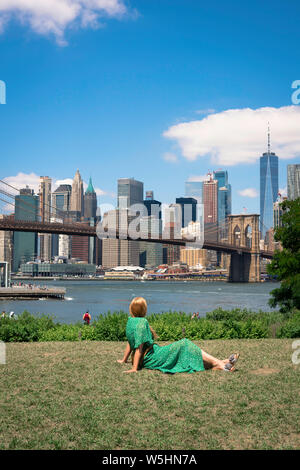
[83,311,91,325]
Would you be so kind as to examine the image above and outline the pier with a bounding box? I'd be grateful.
[0,287,66,300]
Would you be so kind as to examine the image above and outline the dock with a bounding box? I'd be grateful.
[0,287,66,300]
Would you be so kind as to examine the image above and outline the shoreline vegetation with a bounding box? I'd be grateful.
[0,308,299,342]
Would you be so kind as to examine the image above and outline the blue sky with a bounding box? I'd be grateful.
[1,0,300,214]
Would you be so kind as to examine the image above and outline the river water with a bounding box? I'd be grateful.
[0,280,280,324]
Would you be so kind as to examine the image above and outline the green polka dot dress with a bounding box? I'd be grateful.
[126,317,205,374]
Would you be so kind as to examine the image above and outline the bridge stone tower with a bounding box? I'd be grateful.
[228,214,260,282]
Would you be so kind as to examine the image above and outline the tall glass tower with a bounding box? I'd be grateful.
[213,170,231,239]
[185,181,203,203]
[13,187,39,272]
[260,128,279,238]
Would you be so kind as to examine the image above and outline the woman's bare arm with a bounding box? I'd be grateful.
[117,342,132,364]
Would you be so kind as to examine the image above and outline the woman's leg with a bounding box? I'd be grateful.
[201,349,231,371]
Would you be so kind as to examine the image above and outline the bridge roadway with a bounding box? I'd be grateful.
[0,218,274,259]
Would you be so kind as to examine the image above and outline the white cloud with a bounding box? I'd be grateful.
[3,172,40,194]
[163,152,178,163]
[163,106,300,166]
[0,0,130,45]
[238,188,258,198]
[54,178,74,188]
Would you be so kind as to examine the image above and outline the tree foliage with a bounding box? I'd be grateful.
[267,198,300,313]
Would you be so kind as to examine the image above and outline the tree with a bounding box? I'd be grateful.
[267,198,300,313]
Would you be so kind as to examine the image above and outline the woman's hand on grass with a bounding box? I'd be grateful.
[117,359,127,364]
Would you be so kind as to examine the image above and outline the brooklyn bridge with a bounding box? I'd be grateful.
[0,179,274,282]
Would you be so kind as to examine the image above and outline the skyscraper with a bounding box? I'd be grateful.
[175,197,197,228]
[52,184,72,258]
[39,176,52,261]
[213,170,231,239]
[287,164,300,200]
[13,187,39,272]
[83,177,99,265]
[70,169,84,217]
[118,178,144,209]
[273,195,286,229]
[203,174,218,241]
[185,180,203,203]
[260,128,279,237]
[52,184,71,217]
[84,177,97,219]
[140,191,163,268]
[118,178,144,266]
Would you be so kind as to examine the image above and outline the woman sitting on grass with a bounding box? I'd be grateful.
[117,297,239,374]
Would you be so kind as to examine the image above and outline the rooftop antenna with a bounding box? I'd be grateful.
[267,122,271,155]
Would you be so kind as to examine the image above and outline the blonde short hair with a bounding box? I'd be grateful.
[129,297,147,317]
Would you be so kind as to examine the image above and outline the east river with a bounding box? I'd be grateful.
[0,279,281,323]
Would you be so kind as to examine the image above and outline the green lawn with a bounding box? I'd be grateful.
[0,339,299,450]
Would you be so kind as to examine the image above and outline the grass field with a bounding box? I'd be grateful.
[0,339,299,450]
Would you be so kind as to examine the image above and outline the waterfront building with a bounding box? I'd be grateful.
[180,247,207,269]
[20,261,96,277]
[203,174,218,242]
[13,187,39,272]
[287,164,300,200]
[260,129,279,238]
[39,176,52,261]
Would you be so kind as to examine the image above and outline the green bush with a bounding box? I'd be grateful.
[0,308,299,342]
[276,311,300,338]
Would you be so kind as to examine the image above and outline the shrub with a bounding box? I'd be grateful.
[0,308,299,342]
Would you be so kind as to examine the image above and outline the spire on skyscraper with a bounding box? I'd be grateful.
[85,177,95,194]
[267,122,271,155]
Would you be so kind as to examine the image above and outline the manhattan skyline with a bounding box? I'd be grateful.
[1,1,300,214]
